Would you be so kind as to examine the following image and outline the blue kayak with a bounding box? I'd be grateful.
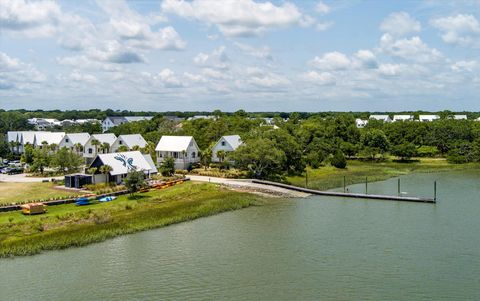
[75,197,90,206]
[98,196,116,202]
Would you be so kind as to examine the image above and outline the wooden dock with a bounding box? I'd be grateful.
[251,180,436,203]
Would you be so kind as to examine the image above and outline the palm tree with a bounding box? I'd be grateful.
[132,145,140,151]
[217,150,226,162]
[49,143,58,153]
[91,139,100,155]
[181,149,187,170]
[101,142,110,154]
[117,145,129,152]
[99,165,113,183]
[87,167,97,184]
[74,143,83,155]
[41,141,48,150]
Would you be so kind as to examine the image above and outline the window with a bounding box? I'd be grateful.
[173,152,178,159]
[221,141,226,146]
[159,152,163,158]
[66,138,69,143]
[119,140,122,145]
[191,152,196,158]
[88,148,93,154]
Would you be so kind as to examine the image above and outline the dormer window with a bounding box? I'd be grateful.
[221,141,226,146]
[65,138,69,143]
[119,140,122,145]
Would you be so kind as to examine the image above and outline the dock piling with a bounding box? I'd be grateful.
[398,178,401,196]
[343,176,346,193]
[434,181,437,201]
[365,177,368,195]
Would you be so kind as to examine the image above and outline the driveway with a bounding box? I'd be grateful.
[0,173,64,183]
[187,175,309,198]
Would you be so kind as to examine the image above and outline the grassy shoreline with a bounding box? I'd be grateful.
[287,158,480,191]
[0,182,266,258]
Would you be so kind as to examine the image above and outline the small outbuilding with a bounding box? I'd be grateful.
[211,135,242,162]
[64,174,93,188]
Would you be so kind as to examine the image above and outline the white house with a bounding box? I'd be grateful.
[211,135,242,162]
[33,132,65,149]
[369,115,392,122]
[155,136,200,170]
[355,119,368,128]
[419,115,440,122]
[58,133,90,152]
[393,115,414,122]
[102,116,153,132]
[88,151,157,184]
[83,133,117,163]
[453,114,468,120]
[110,134,147,153]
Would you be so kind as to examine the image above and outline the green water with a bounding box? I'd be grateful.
[1,171,480,300]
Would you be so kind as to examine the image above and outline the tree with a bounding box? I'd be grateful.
[160,156,175,176]
[117,145,129,152]
[87,167,97,184]
[200,146,212,170]
[331,150,347,169]
[217,150,226,162]
[31,148,50,175]
[50,147,83,173]
[20,144,34,165]
[74,143,83,155]
[230,138,286,179]
[391,143,417,161]
[360,129,389,159]
[91,139,100,155]
[99,165,113,183]
[124,169,147,196]
[101,142,110,154]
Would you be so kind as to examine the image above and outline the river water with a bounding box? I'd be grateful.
[1,171,480,300]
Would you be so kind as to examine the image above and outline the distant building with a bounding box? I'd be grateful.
[58,133,91,152]
[28,118,62,130]
[393,115,414,122]
[187,115,216,121]
[155,136,200,170]
[32,132,65,150]
[211,135,242,162]
[355,119,368,128]
[419,115,440,122]
[110,134,148,153]
[83,133,117,164]
[453,115,468,120]
[102,116,153,132]
[369,115,392,123]
[88,151,157,184]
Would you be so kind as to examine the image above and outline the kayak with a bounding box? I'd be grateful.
[98,196,116,202]
[75,197,90,206]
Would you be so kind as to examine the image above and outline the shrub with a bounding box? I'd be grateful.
[447,153,467,164]
[331,151,347,169]
[417,146,440,157]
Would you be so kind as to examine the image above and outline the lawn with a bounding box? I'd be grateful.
[287,158,480,191]
[0,182,82,206]
[0,182,266,257]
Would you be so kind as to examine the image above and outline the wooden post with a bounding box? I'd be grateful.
[343,176,346,193]
[398,178,400,196]
[305,169,308,188]
[434,181,437,201]
[365,177,368,195]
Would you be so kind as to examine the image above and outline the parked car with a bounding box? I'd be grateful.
[2,159,8,164]
[7,168,23,175]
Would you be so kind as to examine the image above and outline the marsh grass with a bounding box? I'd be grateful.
[287,158,480,191]
[0,182,265,257]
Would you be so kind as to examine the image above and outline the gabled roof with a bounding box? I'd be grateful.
[453,115,467,120]
[393,115,413,120]
[124,116,153,122]
[34,132,65,145]
[221,135,242,150]
[90,133,117,145]
[105,116,127,125]
[117,134,147,148]
[369,115,390,120]
[63,133,90,145]
[91,151,157,176]
[21,131,41,145]
[6,131,20,142]
[155,136,197,152]
[419,115,440,120]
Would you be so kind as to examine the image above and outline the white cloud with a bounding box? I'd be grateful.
[354,50,378,69]
[380,12,421,37]
[161,0,307,37]
[69,70,97,83]
[184,72,207,83]
[377,63,405,76]
[156,69,183,87]
[234,42,273,60]
[431,14,480,48]
[193,46,229,69]
[451,60,477,72]
[315,21,333,31]
[0,52,46,90]
[0,0,61,37]
[301,71,335,85]
[379,34,442,63]
[310,51,350,70]
[315,1,330,14]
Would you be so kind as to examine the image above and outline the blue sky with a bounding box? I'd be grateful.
[1,0,479,111]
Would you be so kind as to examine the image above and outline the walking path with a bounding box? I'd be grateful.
[0,173,64,183]
[187,175,310,198]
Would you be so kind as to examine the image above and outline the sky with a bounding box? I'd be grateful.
[0,0,479,112]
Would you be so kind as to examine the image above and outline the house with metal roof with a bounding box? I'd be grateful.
[155,136,200,170]
[369,115,392,122]
[33,132,65,149]
[393,115,414,122]
[88,151,157,184]
[111,134,147,152]
[83,133,117,163]
[58,133,91,153]
[419,115,440,122]
[453,114,468,120]
[355,119,368,128]
[211,135,242,162]
[102,116,153,132]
